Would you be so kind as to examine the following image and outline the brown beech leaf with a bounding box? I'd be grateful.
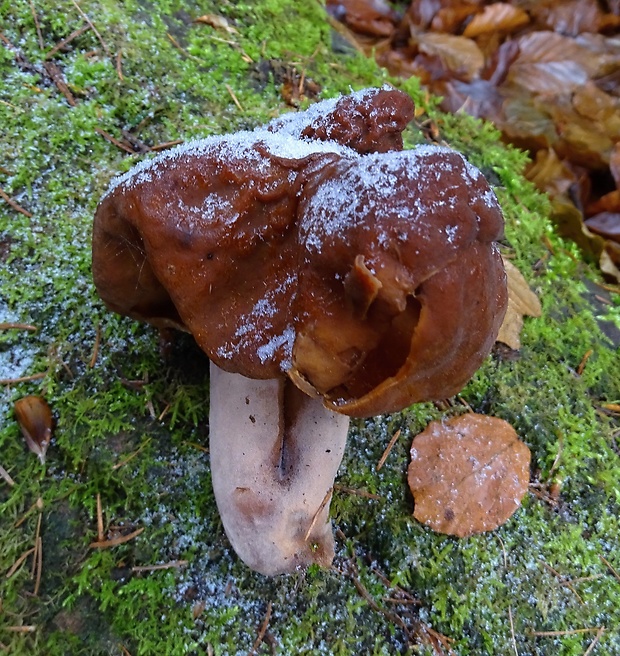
[601,244,620,283]
[463,3,529,38]
[326,0,398,37]
[14,395,53,464]
[413,32,484,81]
[496,258,542,350]
[609,143,620,189]
[430,4,479,33]
[408,414,531,538]
[532,0,604,36]
[526,148,576,199]
[507,32,599,94]
[586,191,620,217]
[550,198,606,260]
[194,14,238,34]
[585,212,620,242]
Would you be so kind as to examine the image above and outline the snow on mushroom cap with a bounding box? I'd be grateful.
[102,129,358,200]
[266,85,392,138]
[299,145,501,255]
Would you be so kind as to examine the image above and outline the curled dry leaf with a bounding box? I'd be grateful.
[326,0,398,37]
[496,257,542,350]
[194,14,238,34]
[413,32,484,81]
[463,3,529,38]
[408,413,531,538]
[14,395,53,464]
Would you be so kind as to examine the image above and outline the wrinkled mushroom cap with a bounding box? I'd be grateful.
[93,90,506,419]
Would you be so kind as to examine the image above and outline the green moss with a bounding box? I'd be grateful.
[1,0,619,654]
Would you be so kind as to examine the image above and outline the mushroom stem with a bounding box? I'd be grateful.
[209,362,349,575]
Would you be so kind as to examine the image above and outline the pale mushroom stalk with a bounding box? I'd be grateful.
[209,362,350,576]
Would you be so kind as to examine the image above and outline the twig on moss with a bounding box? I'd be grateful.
[115,49,123,80]
[131,560,188,573]
[150,139,184,151]
[166,33,202,62]
[28,0,44,50]
[304,487,333,542]
[248,601,273,656]
[376,429,401,471]
[225,84,244,112]
[43,61,76,106]
[0,186,32,217]
[583,626,605,656]
[182,440,209,453]
[95,127,135,154]
[96,493,104,542]
[0,464,15,486]
[600,555,620,583]
[539,560,585,605]
[33,536,42,596]
[528,627,603,637]
[89,323,101,367]
[6,547,36,578]
[0,322,37,331]
[89,526,144,548]
[508,607,518,656]
[0,372,46,385]
[333,484,380,500]
[31,504,42,578]
[45,24,90,60]
[70,0,109,56]
[111,439,152,471]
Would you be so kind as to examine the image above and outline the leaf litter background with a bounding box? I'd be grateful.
[328,0,620,281]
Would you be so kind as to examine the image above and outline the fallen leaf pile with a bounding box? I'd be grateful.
[327,0,620,281]
[408,413,531,537]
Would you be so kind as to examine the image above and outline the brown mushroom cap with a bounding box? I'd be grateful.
[93,87,506,418]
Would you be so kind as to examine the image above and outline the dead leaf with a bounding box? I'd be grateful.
[549,198,606,260]
[526,148,576,199]
[496,258,542,350]
[507,32,598,95]
[430,4,479,33]
[326,0,398,37]
[14,396,53,464]
[194,14,238,34]
[463,3,529,38]
[531,0,605,36]
[585,213,620,242]
[408,413,531,538]
[610,143,620,189]
[600,244,620,283]
[587,191,620,217]
[412,32,484,81]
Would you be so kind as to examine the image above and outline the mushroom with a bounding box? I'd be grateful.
[92,87,508,575]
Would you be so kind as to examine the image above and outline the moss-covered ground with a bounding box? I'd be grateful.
[1,1,619,654]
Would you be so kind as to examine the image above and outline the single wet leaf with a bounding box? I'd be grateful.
[463,3,529,38]
[408,413,531,538]
[585,212,620,243]
[194,14,238,34]
[497,258,542,350]
[14,395,53,464]
[412,32,484,81]
[326,0,397,37]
